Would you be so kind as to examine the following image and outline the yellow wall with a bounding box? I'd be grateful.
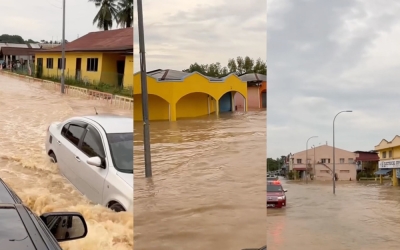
[134,94,169,121]
[176,93,210,119]
[133,72,247,121]
[35,52,132,88]
[124,55,133,88]
[377,146,400,160]
[35,52,104,82]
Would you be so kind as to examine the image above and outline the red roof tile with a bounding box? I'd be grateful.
[38,28,133,53]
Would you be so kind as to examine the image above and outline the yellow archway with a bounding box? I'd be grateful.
[175,92,217,119]
[134,94,170,121]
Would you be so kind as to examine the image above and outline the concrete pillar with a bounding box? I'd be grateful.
[393,169,398,186]
[380,175,383,184]
[231,92,235,112]
[215,99,219,116]
[169,103,177,121]
[207,95,210,114]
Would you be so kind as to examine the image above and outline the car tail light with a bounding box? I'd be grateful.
[272,180,281,185]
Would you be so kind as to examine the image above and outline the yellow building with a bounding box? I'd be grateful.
[35,28,133,88]
[133,69,248,121]
[374,135,400,186]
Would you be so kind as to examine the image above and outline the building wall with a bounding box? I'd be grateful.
[134,94,170,121]
[35,52,104,83]
[235,86,259,109]
[133,72,247,121]
[314,164,357,181]
[290,144,357,180]
[123,55,133,88]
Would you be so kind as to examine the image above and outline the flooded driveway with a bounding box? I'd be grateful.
[268,179,400,250]
[0,74,133,249]
[134,111,267,250]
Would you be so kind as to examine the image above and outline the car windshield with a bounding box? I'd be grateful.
[267,185,283,192]
[0,208,35,248]
[107,133,133,173]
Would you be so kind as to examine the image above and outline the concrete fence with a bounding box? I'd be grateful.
[0,70,133,110]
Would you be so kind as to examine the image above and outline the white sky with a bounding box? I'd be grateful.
[134,0,266,72]
[1,0,118,42]
[268,0,400,158]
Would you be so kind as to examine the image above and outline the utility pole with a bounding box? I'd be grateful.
[60,0,66,94]
[137,0,152,177]
[306,136,318,184]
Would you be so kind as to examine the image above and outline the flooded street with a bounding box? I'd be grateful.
[0,74,133,249]
[268,179,400,250]
[134,112,267,249]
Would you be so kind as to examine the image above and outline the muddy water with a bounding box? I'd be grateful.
[134,111,267,250]
[268,179,400,250]
[0,74,133,249]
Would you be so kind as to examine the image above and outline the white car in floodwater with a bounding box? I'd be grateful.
[45,115,133,213]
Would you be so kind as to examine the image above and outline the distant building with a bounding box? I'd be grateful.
[289,144,358,181]
[234,73,266,110]
[374,135,400,186]
[35,28,133,88]
[0,42,42,63]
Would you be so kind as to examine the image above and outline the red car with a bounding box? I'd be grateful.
[267,180,287,208]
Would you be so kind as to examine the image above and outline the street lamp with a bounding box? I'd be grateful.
[332,110,352,194]
[306,136,318,183]
[60,0,66,94]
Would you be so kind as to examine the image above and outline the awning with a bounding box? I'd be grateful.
[374,169,392,175]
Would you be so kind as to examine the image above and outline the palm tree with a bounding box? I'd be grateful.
[89,0,118,30]
[116,0,133,28]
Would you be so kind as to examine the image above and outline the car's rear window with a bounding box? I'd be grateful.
[267,185,283,192]
[0,207,35,248]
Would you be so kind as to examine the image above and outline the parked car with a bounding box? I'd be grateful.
[267,180,287,208]
[0,178,88,249]
[45,115,133,212]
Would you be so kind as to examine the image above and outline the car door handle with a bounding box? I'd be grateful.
[75,156,81,162]
[57,140,61,145]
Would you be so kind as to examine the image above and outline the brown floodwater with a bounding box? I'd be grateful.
[0,74,133,249]
[134,111,267,250]
[267,178,400,250]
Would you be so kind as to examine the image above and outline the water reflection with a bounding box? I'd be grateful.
[134,111,266,250]
[267,179,400,250]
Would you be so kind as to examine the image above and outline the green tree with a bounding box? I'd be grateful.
[267,158,282,172]
[183,56,267,77]
[116,0,133,28]
[0,34,38,44]
[89,0,119,30]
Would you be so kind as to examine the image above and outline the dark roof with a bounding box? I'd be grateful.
[354,150,378,154]
[238,73,266,82]
[145,69,223,81]
[37,28,133,53]
[0,47,42,56]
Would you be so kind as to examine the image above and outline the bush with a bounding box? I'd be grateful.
[356,171,367,181]
[287,170,294,180]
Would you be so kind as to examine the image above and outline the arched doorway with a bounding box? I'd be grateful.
[219,92,233,113]
[261,90,266,108]
[134,94,169,121]
[176,92,215,119]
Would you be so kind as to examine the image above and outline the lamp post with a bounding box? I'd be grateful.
[332,110,352,194]
[61,0,66,94]
[306,136,318,183]
[313,145,316,176]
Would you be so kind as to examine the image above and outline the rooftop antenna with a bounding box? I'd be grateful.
[94,107,98,115]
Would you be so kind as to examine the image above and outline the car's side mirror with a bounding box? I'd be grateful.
[40,212,88,242]
[87,156,103,168]
[283,189,288,192]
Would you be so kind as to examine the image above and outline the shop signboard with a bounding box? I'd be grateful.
[379,160,400,169]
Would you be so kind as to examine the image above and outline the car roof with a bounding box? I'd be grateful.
[80,115,133,134]
[0,179,22,204]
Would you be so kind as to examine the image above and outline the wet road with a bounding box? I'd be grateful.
[0,74,133,249]
[134,111,267,250]
[268,178,400,250]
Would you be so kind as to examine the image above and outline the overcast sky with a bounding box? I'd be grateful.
[2,0,105,42]
[268,0,400,159]
[134,0,266,72]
